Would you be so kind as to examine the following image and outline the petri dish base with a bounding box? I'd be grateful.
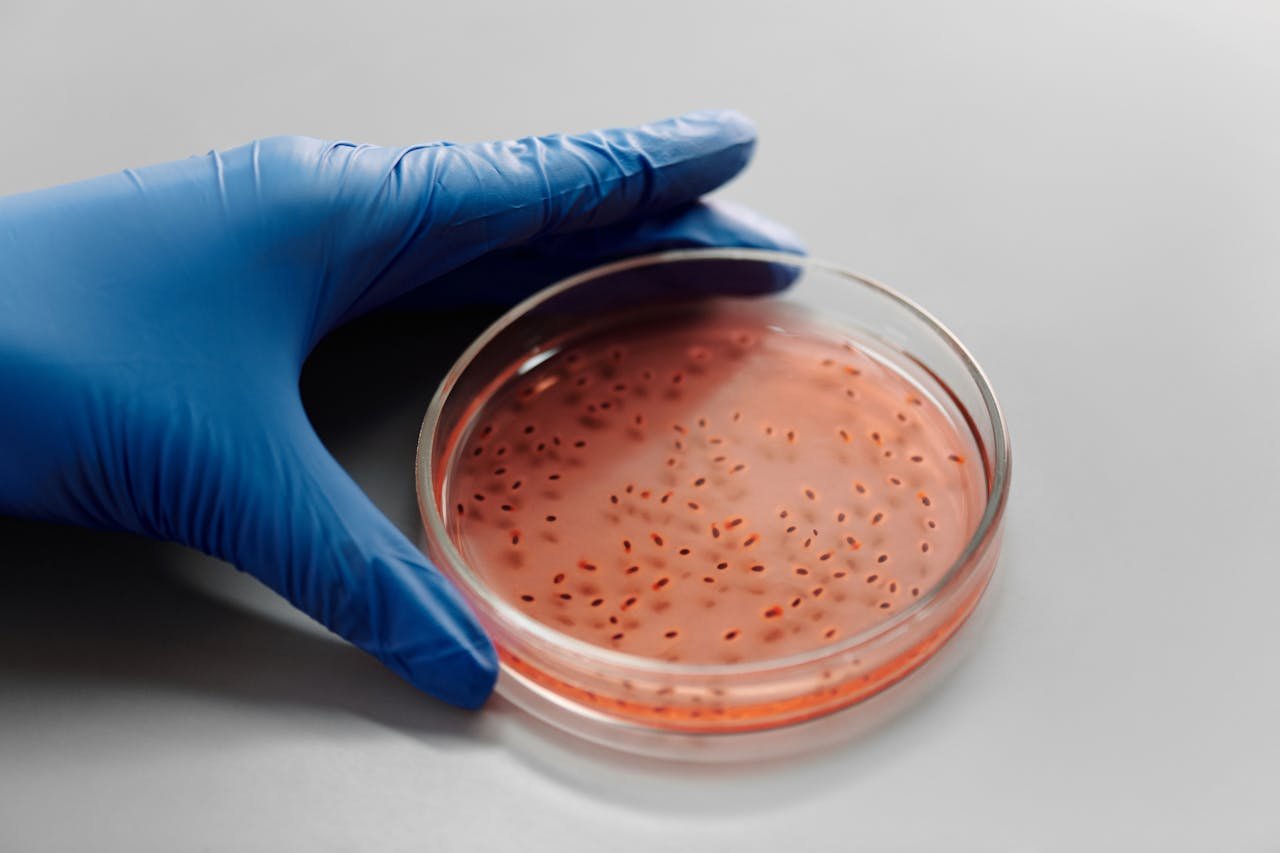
[417,250,1009,758]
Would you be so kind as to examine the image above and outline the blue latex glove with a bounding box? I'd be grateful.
[0,110,800,709]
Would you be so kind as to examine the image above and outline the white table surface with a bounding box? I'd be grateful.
[2,1,1278,850]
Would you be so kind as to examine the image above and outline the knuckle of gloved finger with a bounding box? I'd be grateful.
[248,135,375,211]
[252,134,331,167]
[250,135,456,242]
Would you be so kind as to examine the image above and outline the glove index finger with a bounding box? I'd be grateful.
[330,110,759,320]
[452,109,758,244]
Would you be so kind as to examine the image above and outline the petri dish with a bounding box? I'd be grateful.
[416,249,1010,760]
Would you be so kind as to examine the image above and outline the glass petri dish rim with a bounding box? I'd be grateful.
[416,248,1010,679]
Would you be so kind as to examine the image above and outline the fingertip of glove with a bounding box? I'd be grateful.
[400,570,500,710]
[677,108,757,142]
[327,543,502,711]
[635,110,757,161]
[387,613,498,710]
[707,199,807,257]
[427,637,499,710]
[683,111,757,169]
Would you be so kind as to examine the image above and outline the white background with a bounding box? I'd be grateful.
[2,1,1278,850]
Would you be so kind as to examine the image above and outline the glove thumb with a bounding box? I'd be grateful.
[216,407,497,709]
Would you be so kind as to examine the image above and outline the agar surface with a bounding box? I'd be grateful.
[444,303,985,664]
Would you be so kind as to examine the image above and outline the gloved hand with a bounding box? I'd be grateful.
[0,110,800,708]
